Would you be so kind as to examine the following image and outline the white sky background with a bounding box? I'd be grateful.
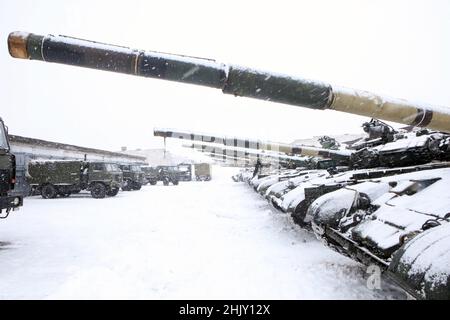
[1,0,450,152]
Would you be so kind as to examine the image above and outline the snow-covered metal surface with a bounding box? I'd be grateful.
[389,223,450,299]
[9,31,450,133]
[303,167,450,298]
[373,132,429,152]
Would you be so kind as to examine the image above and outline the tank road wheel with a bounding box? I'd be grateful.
[41,184,57,199]
[107,187,119,197]
[91,183,107,199]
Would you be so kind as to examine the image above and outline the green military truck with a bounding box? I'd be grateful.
[177,163,192,181]
[141,166,158,185]
[0,117,23,216]
[142,166,179,186]
[156,166,180,186]
[193,163,212,181]
[27,160,123,199]
[119,164,146,191]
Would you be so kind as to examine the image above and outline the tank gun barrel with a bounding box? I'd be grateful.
[188,142,311,164]
[9,31,450,133]
[199,149,295,167]
[154,128,351,164]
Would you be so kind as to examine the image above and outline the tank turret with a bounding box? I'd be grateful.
[8,31,450,133]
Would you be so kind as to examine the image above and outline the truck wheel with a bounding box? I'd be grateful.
[122,182,131,191]
[172,180,179,186]
[41,184,57,199]
[107,188,119,197]
[59,192,71,198]
[132,183,142,190]
[91,183,107,199]
[149,180,157,185]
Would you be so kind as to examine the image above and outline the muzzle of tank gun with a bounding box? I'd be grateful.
[9,31,450,133]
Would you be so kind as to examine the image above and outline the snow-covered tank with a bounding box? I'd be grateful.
[309,168,450,299]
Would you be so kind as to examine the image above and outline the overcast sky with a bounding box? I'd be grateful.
[1,0,450,152]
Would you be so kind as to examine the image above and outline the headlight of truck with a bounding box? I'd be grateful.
[13,197,20,206]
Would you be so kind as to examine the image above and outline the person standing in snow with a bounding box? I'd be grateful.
[253,158,262,178]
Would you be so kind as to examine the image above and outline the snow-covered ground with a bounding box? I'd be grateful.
[0,166,405,299]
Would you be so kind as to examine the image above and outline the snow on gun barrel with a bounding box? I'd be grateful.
[153,128,352,166]
[8,31,450,133]
[154,127,450,170]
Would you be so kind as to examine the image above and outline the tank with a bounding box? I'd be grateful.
[7,31,450,299]
[155,128,352,167]
[155,127,450,169]
[8,31,450,133]
[0,117,23,217]
[309,167,450,299]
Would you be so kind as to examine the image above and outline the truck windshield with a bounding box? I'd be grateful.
[105,164,119,171]
[91,163,106,171]
[131,166,142,172]
[0,122,9,150]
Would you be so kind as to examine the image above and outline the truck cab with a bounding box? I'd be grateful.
[177,163,192,181]
[86,162,123,196]
[0,118,23,216]
[120,164,145,191]
[156,166,180,186]
[143,165,180,186]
